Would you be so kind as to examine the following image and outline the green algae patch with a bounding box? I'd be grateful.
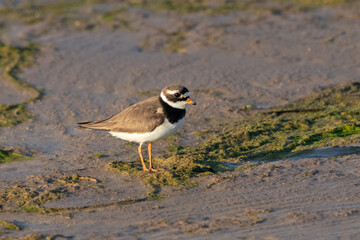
[4,233,69,240]
[0,220,21,230]
[129,0,354,15]
[0,42,41,164]
[0,0,354,33]
[0,42,41,128]
[130,0,208,14]
[276,0,354,12]
[5,234,43,240]
[109,82,360,188]
[0,0,96,24]
[0,174,101,214]
[0,42,40,102]
[0,0,130,31]
[0,184,66,214]
[0,104,34,128]
[109,155,227,189]
[194,82,360,161]
[0,173,164,214]
[0,149,29,164]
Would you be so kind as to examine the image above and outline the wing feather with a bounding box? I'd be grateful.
[78,97,164,133]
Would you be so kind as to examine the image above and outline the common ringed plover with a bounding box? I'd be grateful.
[78,85,196,172]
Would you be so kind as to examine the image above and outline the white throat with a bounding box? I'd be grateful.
[160,92,186,109]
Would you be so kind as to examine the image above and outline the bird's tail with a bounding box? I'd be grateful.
[77,116,114,131]
[77,121,93,129]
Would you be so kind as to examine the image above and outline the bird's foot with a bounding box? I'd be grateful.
[148,167,165,172]
[142,167,149,172]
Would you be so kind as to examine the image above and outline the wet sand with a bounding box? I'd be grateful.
[1,1,360,239]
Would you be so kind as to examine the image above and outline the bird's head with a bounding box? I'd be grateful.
[160,85,196,109]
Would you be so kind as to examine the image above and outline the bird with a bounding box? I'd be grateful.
[78,85,196,172]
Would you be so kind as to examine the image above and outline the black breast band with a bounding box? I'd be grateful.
[159,97,186,124]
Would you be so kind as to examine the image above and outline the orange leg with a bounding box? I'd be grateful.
[138,143,149,172]
[148,142,164,172]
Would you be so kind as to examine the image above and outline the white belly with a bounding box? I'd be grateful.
[109,118,184,143]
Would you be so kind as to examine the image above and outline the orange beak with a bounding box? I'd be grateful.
[186,98,196,105]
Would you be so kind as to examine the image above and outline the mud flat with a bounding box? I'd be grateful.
[0,1,360,239]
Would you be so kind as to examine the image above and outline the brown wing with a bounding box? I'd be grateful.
[78,97,165,133]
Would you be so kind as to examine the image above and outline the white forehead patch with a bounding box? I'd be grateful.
[167,90,180,95]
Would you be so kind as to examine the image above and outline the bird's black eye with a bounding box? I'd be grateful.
[174,93,181,98]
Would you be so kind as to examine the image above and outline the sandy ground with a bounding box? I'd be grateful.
[1,2,360,239]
